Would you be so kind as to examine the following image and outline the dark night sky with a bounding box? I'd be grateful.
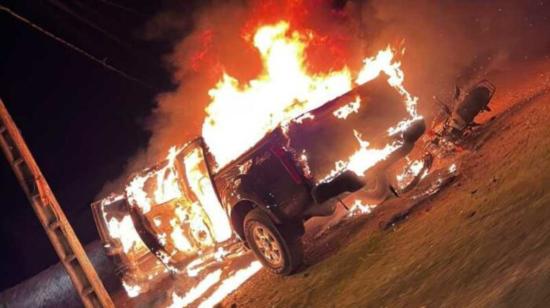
[0,0,182,290]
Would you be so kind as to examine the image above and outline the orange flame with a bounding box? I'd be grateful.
[203,21,420,181]
[333,96,361,119]
[203,21,354,168]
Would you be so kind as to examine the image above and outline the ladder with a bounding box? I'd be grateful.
[0,99,114,308]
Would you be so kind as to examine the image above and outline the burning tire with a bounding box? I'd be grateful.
[244,208,303,275]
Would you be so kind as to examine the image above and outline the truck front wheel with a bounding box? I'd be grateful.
[244,208,303,275]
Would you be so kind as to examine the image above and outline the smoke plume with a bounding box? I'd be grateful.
[99,0,550,196]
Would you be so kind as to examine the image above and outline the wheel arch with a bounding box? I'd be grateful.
[230,200,256,240]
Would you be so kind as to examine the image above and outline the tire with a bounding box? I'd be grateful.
[244,208,303,275]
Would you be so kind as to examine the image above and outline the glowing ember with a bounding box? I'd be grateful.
[122,280,142,298]
[348,200,377,216]
[333,96,361,119]
[449,163,457,173]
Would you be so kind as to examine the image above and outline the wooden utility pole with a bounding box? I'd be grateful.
[0,99,114,308]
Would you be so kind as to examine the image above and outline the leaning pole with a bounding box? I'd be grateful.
[0,99,114,308]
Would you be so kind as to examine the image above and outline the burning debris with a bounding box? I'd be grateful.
[395,80,496,195]
[333,96,361,119]
[379,163,460,231]
[347,200,377,216]
[425,80,496,156]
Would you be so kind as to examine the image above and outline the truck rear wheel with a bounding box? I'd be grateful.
[244,208,303,275]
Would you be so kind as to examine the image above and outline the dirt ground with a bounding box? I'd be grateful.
[220,59,550,307]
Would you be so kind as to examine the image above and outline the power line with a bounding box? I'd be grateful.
[47,0,130,48]
[0,4,157,91]
[95,0,146,17]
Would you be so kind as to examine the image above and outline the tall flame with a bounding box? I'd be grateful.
[203,21,354,168]
[203,21,420,175]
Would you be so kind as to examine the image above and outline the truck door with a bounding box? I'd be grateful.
[180,139,233,243]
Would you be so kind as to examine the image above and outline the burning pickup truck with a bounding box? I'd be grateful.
[92,75,424,290]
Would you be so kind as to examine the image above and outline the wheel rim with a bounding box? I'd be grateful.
[251,224,283,267]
